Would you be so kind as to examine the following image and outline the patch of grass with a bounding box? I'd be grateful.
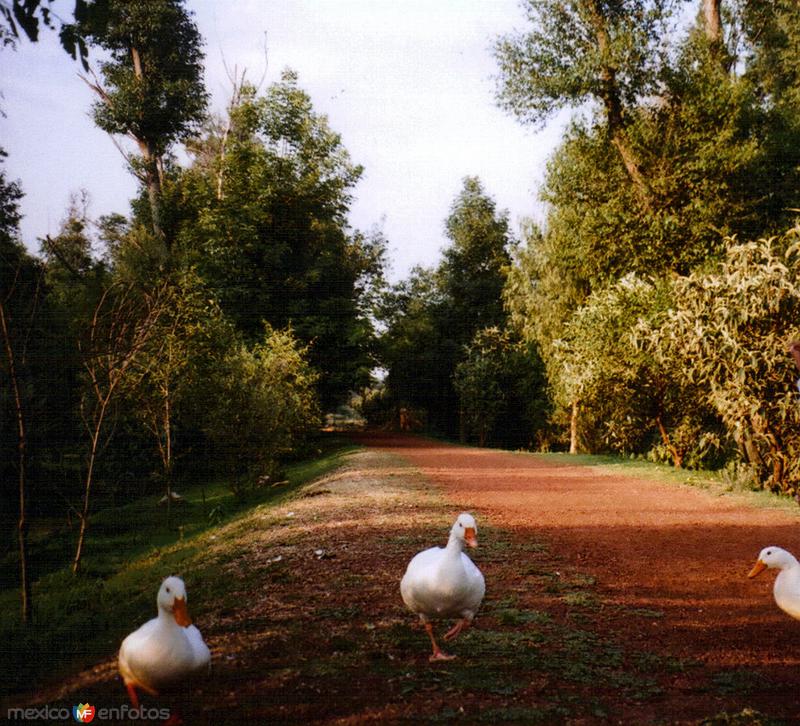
[495,607,552,626]
[712,669,769,696]
[629,607,665,619]
[700,708,785,726]
[560,590,601,609]
[0,440,358,700]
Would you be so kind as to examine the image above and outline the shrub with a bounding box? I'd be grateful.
[203,325,320,495]
[657,229,800,492]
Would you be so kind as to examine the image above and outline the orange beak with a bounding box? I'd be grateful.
[748,559,767,578]
[464,527,478,548]
[172,597,192,627]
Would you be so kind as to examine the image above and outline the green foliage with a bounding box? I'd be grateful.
[178,72,383,407]
[379,177,514,437]
[78,0,208,158]
[440,176,513,341]
[0,155,88,511]
[203,325,320,495]
[740,1,800,113]
[552,273,719,464]
[500,1,800,464]
[378,266,449,429]
[657,231,800,492]
[494,0,672,129]
[120,269,236,481]
[454,327,548,448]
[454,329,506,446]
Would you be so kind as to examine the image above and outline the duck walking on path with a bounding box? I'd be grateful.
[118,576,211,709]
[401,512,486,662]
[749,546,800,620]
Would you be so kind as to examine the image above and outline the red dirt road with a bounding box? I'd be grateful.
[357,432,800,722]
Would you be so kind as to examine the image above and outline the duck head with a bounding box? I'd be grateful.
[451,512,479,548]
[157,575,192,627]
[749,546,798,578]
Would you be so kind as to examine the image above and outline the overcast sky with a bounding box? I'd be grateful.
[0,0,565,282]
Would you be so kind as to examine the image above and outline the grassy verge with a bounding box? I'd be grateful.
[0,436,358,701]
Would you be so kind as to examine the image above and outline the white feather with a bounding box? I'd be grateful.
[118,576,210,695]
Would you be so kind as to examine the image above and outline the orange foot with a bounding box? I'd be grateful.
[443,618,469,641]
[125,683,140,709]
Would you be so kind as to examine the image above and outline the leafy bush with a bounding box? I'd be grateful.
[203,325,320,495]
[657,230,800,492]
[553,274,717,465]
[453,327,548,448]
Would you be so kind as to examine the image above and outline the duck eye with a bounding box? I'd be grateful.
[166,587,171,593]
[459,523,463,528]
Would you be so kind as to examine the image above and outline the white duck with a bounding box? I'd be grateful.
[119,576,211,707]
[400,512,486,661]
[748,546,800,620]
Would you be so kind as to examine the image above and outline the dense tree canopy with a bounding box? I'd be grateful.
[501,0,800,479]
[78,0,208,240]
[176,72,384,408]
[379,177,523,437]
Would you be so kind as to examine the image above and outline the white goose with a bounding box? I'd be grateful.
[748,546,800,620]
[119,576,211,707]
[400,512,486,661]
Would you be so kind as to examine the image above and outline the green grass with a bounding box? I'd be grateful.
[0,438,358,700]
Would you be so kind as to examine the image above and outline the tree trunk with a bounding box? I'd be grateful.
[136,140,163,241]
[569,399,580,455]
[703,0,722,43]
[587,0,652,210]
[73,400,107,574]
[0,300,31,622]
[702,0,726,71]
[164,387,173,527]
[655,414,683,468]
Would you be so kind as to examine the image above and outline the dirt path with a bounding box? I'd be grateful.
[355,431,800,722]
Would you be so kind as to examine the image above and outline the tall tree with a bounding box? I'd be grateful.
[494,0,674,208]
[0,149,38,621]
[380,178,512,436]
[121,270,234,517]
[77,0,208,242]
[179,72,383,408]
[439,176,513,342]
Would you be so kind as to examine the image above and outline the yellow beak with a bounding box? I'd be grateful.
[464,527,478,548]
[748,559,767,578]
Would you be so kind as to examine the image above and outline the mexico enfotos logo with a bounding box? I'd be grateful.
[7,702,170,721]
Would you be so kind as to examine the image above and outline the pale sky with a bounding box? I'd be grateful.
[0,0,565,282]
